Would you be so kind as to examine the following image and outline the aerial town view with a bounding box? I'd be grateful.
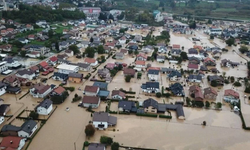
[0,0,250,150]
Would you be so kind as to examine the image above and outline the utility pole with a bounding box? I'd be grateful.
[74,142,76,150]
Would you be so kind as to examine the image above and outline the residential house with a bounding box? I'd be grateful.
[16,69,36,80]
[188,48,198,55]
[83,86,99,96]
[18,120,37,138]
[92,112,117,130]
[57,64,79,74]
[75,63,91,72]
[65,50,74,57]
[141,82,160,93]
[57,54,68,60]
[88,143,106,150]
[161,68,175,74]
[200,65,208,71]
[0,82,7,96]
[27,34,35,40]
[26,24,34,31]
[135,60,146,71]
[111,90,126,100]
[115,52,124,60]
[134,35,142,42]
[168,70,182,81]
[80,40,90,48]
[51,86,66,96]
[156,55,165,62]
[208,75,224,85]
[165,104,185,119]
[39,61,49,71]
[49,56,58,66]
[0,44,12,52]
[0,136,25,150]
[188,56,200,64]
[224,89,239,103]
[158,46,167,53]
[123,68,136,77]
[136,53,147,61]
[143,98,159,113]
[4,57,21,69]
[118,36,126,45]
[212,50,222,59]
[189,85,203,101]
[187,63,199,71]
[68,73,83,83]
[97,68,110,78]
[118,101,137,113]
[0,101,10,116]
[84,58,98,66]
[204,87,217,100]
[52,72,68,81]
[0,61,8,73]
[29,83,54,98]
[25,52,40,58]
[93,82,108,91]
[156,43,166,48]
[2,75,21,87]
[18,38,29,44]
[148,69,160,81]
[171,49,181,57]
[169,83,184,96]
[59,41,69,51]
[204,57,216,66]
[104,46,111,53]
[29,66,39,74]
[221,59,240,67]
[106,63,115,70]
[142,45,154,53]
[188,75,202,83]
[82,96,100,108]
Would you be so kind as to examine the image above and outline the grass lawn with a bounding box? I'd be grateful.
[51,24,72,34]
[213,8,238,12]
[29,40,46,46]
[16,28,43,38]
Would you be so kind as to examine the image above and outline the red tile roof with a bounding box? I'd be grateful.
[137,53,147,59]
[84,85,99,93]
[84,58,96,64]
[0,136,23,149]
[123,68,136,75]
[224,89,239,99]
[188,63,198,69]
[82,96,99,104]
[135,60,145,65]
[146,67,161,71]
[50,56,58,62]
[39,61,48,68]
[172,44,180,49]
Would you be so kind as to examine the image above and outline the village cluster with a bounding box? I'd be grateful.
[0,6,249,150]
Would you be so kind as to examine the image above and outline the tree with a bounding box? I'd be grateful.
[111,142,120,150]
[85,47,95,58]
[202,121,207,126]
[210,35,214,40]
[189,21,196,29]
[216,102,222,109]
[186,97,191,106]
[97,45,105,54]
[109,14,114,20]
[211,80,217,87]
[29,111,39,119]
[230,76,235,83]
[55,42,59,51]
[125,75,131,82]
[48,29,54,38]
[205,101,210,108]
[20,50,26,57]
[225,38,235,46]
[69,45,80,55]
[99,12,107,20]
[12,40,24,48]
[90,37,94,43]
[85,124,95,136]
[245,86,250,93]
[117,12,124,20]
[100,136,113,145]
[233,81,242,87]
[117,64,123,71]
[156,92,162,98]
[207,19,212,24]
[239,46,249,54]
[180,52,188,60]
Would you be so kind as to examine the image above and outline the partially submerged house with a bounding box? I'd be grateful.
[35,99,53,115]
[224,89,239,103]
[92,112,117,130]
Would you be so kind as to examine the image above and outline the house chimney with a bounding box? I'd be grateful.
[10,141,13,144]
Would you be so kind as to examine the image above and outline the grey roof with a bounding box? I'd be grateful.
[93,82,108,90]
[158,103,166,112]
[168,70,181,78]
[188,48,198,54]
[0,82,7,88]
[93,112,117,125]
[169,83,184,96]
[161,68,175,73]
[141,82,159,89]
[208,75,224,82]
[165,104,184,118]
[1,124,21,132]
[68,72,83,78]
[148,69,159,75]
[115,52,124,57]
[108,116,117,126]
[171,49,181,54]
[188,75,202,80]
[97,90,110,97]
[53,72,69,80]
[16,69,34,76]
[36,99,52,109]
[88,143,106,150]
[143,98,158,109]
[157,55,165,59]
[118,101,136,111]
[21,120,37,134]
[76,63,90,68]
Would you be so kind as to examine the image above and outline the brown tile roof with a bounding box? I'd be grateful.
[135,60,145,65]
[82,96,99,104]
[204,87,217,96]
[172,44,180,49]
[111,90,126,98]
[84,85,99,93]
[53,86,65,95]
[84,58,96,64]
[0,136,23,149]
[224,89,239,99]
[123,68,136,75]
[3,75,19,83]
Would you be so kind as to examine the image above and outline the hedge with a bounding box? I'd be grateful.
[63,87,75,92]
[159,114,172,119]
[120,89,136,94]
[136,113,157,118]
[126,96,135,99]
[239,110,250,130]
[19,91,30,100]
[109,111,118,114]
[119,111,130,115]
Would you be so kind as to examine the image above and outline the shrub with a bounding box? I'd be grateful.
[239,46,249,54]
[216,102,222,109]
[156,92,162,98]
[84,141,90,146]
[205,101,210,108]
[136,113,157,117]
[100,136,113,145]
[224,79,229,84]
[211,80,217,87]
[125,75,131,82]
[85,124,95,137]
[64,87,75,92]
[29,111,39,119]
[230,76,235,83]
[233,81,242,87]
[246,86,250,93]
[159,114,172,119]
[111,142,120,150]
